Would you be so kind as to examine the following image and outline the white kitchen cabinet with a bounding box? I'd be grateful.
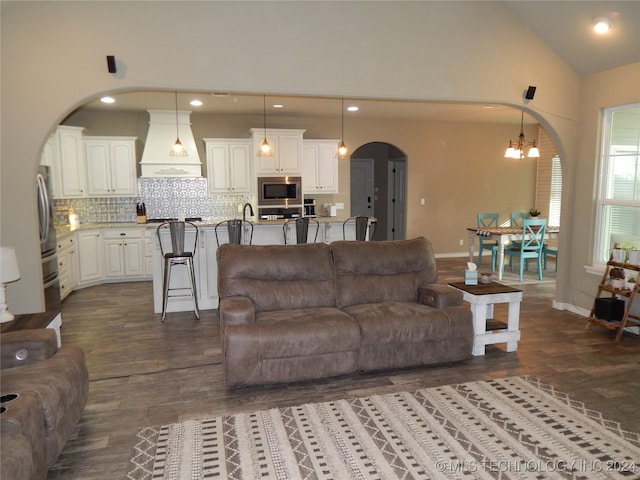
[54,126,87,198]
[103,228,146,279]
[250,128,305,175]
[85,136,137,196]
[203,139,252,194]
[77,229,103,285]
[303,140,339,193]
[57,233,78,300]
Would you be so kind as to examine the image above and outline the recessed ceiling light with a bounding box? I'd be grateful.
[272,104,284,109]
[347,105,359,112]
[100,96,115,104]
[190,99,203,107]
[593,17,613,34]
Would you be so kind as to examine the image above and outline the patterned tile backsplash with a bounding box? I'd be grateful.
[54,177,251,224]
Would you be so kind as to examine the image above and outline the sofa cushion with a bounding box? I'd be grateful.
[0,433,34,480]
[255,307,360,358]
[344,302,452,344]
[1,345,88,467]
[217,243,336,312]
[332,237,438,309]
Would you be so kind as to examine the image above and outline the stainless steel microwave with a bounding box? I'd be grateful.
[257,176,302,206]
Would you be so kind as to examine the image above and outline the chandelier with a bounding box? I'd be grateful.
[504,111,540,159]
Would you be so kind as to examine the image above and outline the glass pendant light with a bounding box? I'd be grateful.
[258,95,273,157]
[170,91,187,157]
[338,98,348,158]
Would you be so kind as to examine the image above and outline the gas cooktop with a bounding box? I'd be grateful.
[146,217,203,223]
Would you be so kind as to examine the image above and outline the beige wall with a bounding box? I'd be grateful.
[1,1,583,313]
[67,108,538,254]
[567,62,640,312]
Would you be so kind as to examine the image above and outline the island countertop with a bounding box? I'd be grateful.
[55,216,353,237]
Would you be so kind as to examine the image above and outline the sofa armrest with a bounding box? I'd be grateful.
[219,296,255,328]
[0,329,58,370]
[418,284,463,309]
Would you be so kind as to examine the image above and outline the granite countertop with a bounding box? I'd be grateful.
[56,217,352,238]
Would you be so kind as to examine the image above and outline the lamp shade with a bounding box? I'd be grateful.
[0,247,20,283]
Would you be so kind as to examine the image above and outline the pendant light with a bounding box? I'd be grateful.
[170,91,187,157]
[338,97,348,158]
[504,111,540,159]
[258,95,273,157]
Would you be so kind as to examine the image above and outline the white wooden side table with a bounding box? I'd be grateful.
[449,282,523,356]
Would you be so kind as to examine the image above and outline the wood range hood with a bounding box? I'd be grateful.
[139,110,202,177]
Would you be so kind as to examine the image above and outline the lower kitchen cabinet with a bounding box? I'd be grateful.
[103,228,146,280]
[57,233,78,300]
[69,226,152,294]
[77,229,103,286]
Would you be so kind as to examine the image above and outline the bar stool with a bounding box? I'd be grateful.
[156,221,199,322]
[214,219,253,246]
[283,217,320,244]
[343,216,377,241]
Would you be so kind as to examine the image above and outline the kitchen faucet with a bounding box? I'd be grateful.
[242,203,254,222]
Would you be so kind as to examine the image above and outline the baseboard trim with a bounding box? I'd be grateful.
[552,300,590,317]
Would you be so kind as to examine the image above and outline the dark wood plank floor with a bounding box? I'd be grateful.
[47,257,639,479]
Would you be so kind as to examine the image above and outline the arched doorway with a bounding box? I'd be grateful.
[351,142,407,241]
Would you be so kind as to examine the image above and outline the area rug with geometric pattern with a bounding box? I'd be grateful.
[126,376,640,479]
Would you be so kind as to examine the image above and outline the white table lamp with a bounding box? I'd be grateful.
[0,246,21,323]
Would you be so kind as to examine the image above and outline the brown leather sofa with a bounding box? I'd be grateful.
[1,329,88,480]
[218,236,473,387]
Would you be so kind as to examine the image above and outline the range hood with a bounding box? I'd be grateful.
[140,110,202,177]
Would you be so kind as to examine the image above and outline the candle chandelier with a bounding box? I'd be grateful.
[504,111,540,159]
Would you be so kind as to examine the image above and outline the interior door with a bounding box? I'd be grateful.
[387,159,406,240]
[350,159,374,217]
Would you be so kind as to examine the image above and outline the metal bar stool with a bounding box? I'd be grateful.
[214,219,254,246]
[156,221,199,322]
[283,217,320,244]
[343,216,377,241]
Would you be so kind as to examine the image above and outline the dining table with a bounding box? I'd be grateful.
[467,225,560,280]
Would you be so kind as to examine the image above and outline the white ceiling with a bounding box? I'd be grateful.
[505,1,640,76]
[80,1,639,124]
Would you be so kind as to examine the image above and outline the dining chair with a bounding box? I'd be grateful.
[510,212,528,227]
[509,212,528,249]
[156,221,200,322]
[343,216,377,241]
[503,218,547,281]
[283,217,320,244]
[543,244,558,271]
[214,219,254,246]
[476,213,499,269]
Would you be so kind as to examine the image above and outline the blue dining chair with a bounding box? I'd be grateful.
[509,212,528,249]
[476,213,499,269]
[504,218,547,281]
[543,244,558,271]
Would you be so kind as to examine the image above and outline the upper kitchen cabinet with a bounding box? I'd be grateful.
[250,128,305,176]
[84,136,138,196]
[51,126,87,198]
[204,139,252,194]
[302,140,339,194]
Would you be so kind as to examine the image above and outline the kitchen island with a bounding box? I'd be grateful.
[151,217,355,314]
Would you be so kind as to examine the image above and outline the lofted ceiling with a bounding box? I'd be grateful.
[80,1,639,124]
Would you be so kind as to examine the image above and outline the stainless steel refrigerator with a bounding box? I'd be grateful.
[37,166,61,312]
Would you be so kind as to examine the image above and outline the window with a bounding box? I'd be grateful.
[594,103,640,264]
[549,155,562,227]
